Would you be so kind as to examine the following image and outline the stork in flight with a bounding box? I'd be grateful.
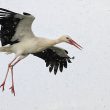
[0,8,82,96]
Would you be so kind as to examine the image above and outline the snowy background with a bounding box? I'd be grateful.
[0,0,110,110]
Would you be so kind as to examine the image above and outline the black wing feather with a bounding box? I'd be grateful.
[49,63,54,73]
[59,62,63,72]
[54,62,59,75]
[32,47,74,74]
[0,8,23,46]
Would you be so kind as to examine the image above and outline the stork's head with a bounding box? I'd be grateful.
[59,35,82,50]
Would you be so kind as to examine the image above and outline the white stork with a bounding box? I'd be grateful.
[0,8,82,96]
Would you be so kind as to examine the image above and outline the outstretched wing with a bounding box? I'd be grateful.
[0,8,35,46]
[32,46,74,75]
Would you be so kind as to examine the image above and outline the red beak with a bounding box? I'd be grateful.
[69,39,83,50]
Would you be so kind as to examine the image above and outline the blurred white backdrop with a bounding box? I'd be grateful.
[0,0,110,110]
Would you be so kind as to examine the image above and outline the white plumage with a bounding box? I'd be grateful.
[0,8,82,96]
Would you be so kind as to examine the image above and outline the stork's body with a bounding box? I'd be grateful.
[9,37,54,55]
[0,8,82,96]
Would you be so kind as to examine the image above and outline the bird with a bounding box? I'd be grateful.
[0,8,82,96]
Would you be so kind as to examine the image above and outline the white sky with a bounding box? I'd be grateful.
[0,0,110,110]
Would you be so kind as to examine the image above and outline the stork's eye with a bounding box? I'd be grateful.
[66,37,69,39]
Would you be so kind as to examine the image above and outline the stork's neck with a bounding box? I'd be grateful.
[48,38,62,46]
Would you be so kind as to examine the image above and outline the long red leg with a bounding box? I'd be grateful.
[1,55,26,96]
[0,65,10,91]
[0,57,18,92]
[9,66,15,96]
[9,59,21,96]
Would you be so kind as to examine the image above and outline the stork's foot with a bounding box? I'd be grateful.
[0,82,5,91]
[9,85,15,96]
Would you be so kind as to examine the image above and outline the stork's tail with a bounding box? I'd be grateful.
[0,46,12,53]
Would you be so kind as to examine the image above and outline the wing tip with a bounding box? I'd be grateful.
[0,8,14,13]
[23,12,31,15]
